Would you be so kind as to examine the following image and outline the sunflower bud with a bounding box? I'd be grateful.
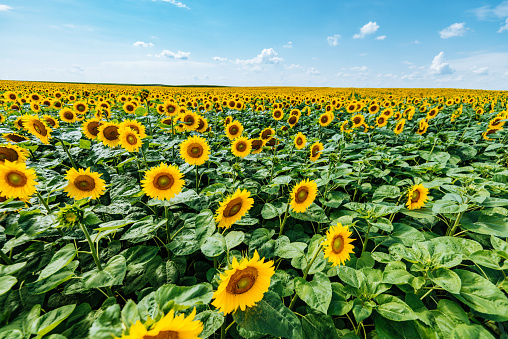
[57,203,84,229]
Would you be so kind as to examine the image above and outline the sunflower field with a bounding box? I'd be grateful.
[1,80,508,338]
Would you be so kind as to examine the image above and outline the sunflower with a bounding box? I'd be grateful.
[225,121,243,140]
[416,119,429,135]
[59,108,77,123]
[215,188,254,229]
[272,108,284,121]
[406,184,429,210]
[123,102,137,114]
[119,119,147,138]
[196,116,209,133]
[82,118,103,140]
[290,179,318,213]
[351,114,365,128]
[118,128,142,152]
[322,223,355,266]
[30,102,41,113]
[294,132,307,150]
[382,108,394,119]
[177,111,200,132]
[0,144,28,163]
[368,104,380,114]
[212,250,275,315]
[73,101,88,114]
[162,101,179,117]
[251,138,265,154]
[180,135,210,166]
[56,202,84,229]
[63,167,106,200]
[310,141,324,162]
[259,127,274,141]
[2,133,28,143]
[114,308,203,339]
[23,115,52,144]
[394,118,406,135]
[43,115,59,129]
[141,163,184,201]
[489,117,505,130]
[0,161,38,200]
[223,116,233,126]
[426,108,439,120]
[319,112,333,127]
[30,93,42,103]
[287,115,299,128]
[3,91,17,102]
[97,122,121,147]
[346,102,357,113]
[14,116,25,130]
[231,136,252,158]
[376,115,388,128]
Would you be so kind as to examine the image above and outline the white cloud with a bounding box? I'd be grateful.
[159,0,190,10]
[68,65,84,73]
[0,4,12,11]
[212,56,227,62]
[350,66,369,72]
[375,35,386,40]
[155,50,190,59]
[472,66,489,75]
[430,52,454,75]
[353,21,379,39]
[133,41,154,48]
[284,64,301,69]
[307,67,320,75]
[439,23,468,39]
[327,34,341,46]
[471,1,508,20]
[234,48,283,65]
[499,18,508,32]
[283,41,292,48]
[411,40,422,44]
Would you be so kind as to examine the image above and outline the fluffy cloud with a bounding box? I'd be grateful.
[499,18,508,32]
[375,35,386,40]
[283,41,293,48]
[159,0,190,10]
[439,23,468,39]
[327,34,341,46]
[353,21,379,39]
[212,56,227,61]
[307,67,320,75]
[0,4,12,11]
[155,50,190,59]
[471,1,508,20]
[472,66,489,75]
[133,41,154,48]
[350,66,369,72]
[234,48,283,65]
[430,52,454,74]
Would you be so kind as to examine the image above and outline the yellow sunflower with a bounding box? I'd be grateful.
[259,127,275,141]
[118,119,147,139]
[73,101,88,114]
[251,138,265,154]
[82,118,103,140]
[287,115,299,128]
[63,167,106,200]
[60,108,77,123]
[376,115,388,128]
[225,121,244,140]
[177,111,200,132]
[2,133,28,143]
[0,161,38,199]
[118,128,142,152]
[231,136,252,158]
[196,116,209,133]
[163,101,180,117]
[310,141,324,162]
[211,250,275,314]
[97,122,121,147]
[406,184,429,210]
[0,144,28,163]
[272,108,284,121]
[319,112,333,127]
[351,114,365,128]
[180,135,210,166]
[141,163,184,201]
[114,308,203,339]
[416,119,429,135]
[322,223,355,266]
[394,118,406,135]
[23,115,52,144]
[43,115,59,129]
[215,188,254,229]
[14,116,25,130]
[294,132,307,150]
[123,102,137,114]
[290,179,318,213]
[368,104,380,114]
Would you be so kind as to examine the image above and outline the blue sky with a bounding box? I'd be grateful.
[1,0,508,89]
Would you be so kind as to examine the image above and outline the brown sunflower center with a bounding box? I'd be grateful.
[126,134,137,145]
[0,147,19,162]
[229,126,239,135]
[312,146,320,157]
[9,94,16,100]
[6,134,27,142]
[33,121,48,136]
[321,116,328,123]
[295,187,309,203]
[126,105,134,111]
[353,117,361,124]
[198,119,205,130]
[223,197,243,218]
[236,142,246,152]
[184,115,195,125]
[76,104,86,112]
[45,118,56,127]
[411,190,420,203]
[6,171,27,187]
[252,140,262,150]
[64,112,74,120]
[154,174,174,190]
[144,330,179,339]
[289,117,297,124]
[103,126,119,140]
[188,143,204,158]
[74,175,96,191]
[261,129,272,139]
[87,122,101,136]
[332,235,345,254]
[227,266,258,295]
[274,111,281,118]
[296,138,303,145]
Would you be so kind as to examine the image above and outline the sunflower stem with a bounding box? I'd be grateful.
[145,100,153,136]
[57,138,77,169]
[447,211,464,236]
[165,206,170,243]
[224,320,236,334]
[79,222,114,298]
[134,156,142,182]
[361,222,372,257]
[278,202,291,238]
[35,191,51,213]
[0,250,13,265]
[289,244,323,311]
[140,146,149,170]
[195,165,199,194]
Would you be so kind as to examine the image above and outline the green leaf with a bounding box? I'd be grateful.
[18,211,56,236]
[195,209,216,246]
[233,291,303,339]
[376,295,419,321]
[461,210,508,237]
[82,255,127,288]
[0,275,17,296]
[261,202,287,219]
[294,272,332,314]
[94,219,135,231]
[337,266,366,289]
[352,298,373,322]
[121,300,140,329]
[135,106,147,116]
[121,246,159,270]
[453,269,508,321]
[469,250,508,270]
[195,310,224,339]
[452,324,495,339]
[32,304,76,339]
[29,261,78,295]
[225,231,245,251]
[275,236,307,259]
[290,203,330,223]
[201,233,227,257]
[372,185,401,201]
[374,314,438,339]
[428,268,461,294]
[0,330,22,339]
[38,243,77,281]
[432,200,468,214]
[302,314,340,339]
[120,217,166,242]
[272,175,292,185]
[370,217,393,232]
[328,283,353,316]
[154,283,213,312]
[0,262,26,277]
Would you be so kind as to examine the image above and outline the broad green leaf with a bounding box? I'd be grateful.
[452,324,495,339]
[302,314,340,339]
[428,268,461,294]
[29,261,78,295]
[94,219,135,231]
[201,233,226,257]
[121,300,140,329]
[374,314,438,339]
[274,236,307,259]
[352,298,373,322]
[121,246,159,270]
[0,262,26,277]
[328,283,353,316]
[38,243,77,281]
[372,185,401,201]
[376,295,418,321]
[120,217,166,242]
[370,217,393,232]
[461,210,508,237]
[469,250,508,270]
[82,255,127,288]
[233,291,303,339]
[337,266,366,289]
[32,304,76,339]
[195,310,224,339]
[154,283,213,313]
[290,203,329,223]
[294,272,332,314]
[0,275,17,296]
[225,231,245,251]
[195,209,216,246]
[261,202,287,219]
